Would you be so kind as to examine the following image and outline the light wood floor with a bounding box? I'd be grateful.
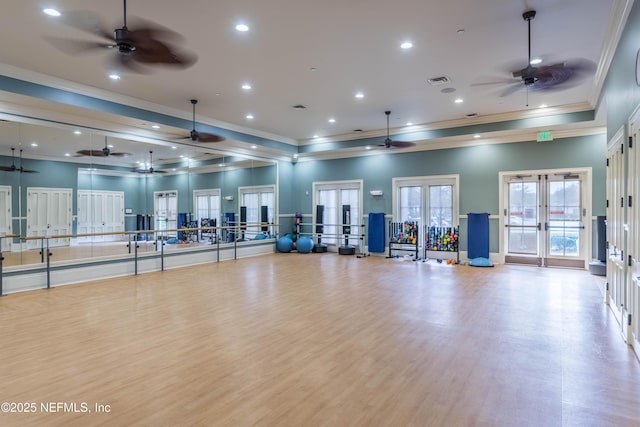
[0,254,638,426]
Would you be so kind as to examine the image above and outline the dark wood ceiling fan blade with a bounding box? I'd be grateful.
[20,169,39,174]
[196,132,225,143]
[110,152,132,157]
[0,166,16,172]
[57,10,114,41]
[76,150,107,157]
[388,141,416,149]
[44,36,115,55]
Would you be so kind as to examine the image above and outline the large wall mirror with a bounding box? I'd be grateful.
[0,118,277,269]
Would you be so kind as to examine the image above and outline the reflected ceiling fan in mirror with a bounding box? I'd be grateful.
[379,111,416,149]
[181,99,225,143]
[46,0,197,73]
[134,150,166,174]
[473,10,596,100]
[76,136,131,157]
[0,148,39,173]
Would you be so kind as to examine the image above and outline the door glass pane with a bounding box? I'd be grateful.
[429,185,452,227]
[507,181,538,255]
[399,186,421,222]
[548,180,581,257]
[508,227,538,254]
[318,190,337,244]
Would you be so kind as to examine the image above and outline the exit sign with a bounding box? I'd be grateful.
[537,131,553,142]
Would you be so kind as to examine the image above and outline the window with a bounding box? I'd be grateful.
[313,180,363,246]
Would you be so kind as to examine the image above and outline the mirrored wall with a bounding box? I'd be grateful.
[0,119,278,269]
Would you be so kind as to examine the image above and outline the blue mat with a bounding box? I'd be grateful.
[368,212,386,253]
[468,213,489,259]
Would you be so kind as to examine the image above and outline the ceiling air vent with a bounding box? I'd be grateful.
[292,105,306,110]
[427,76,450,86]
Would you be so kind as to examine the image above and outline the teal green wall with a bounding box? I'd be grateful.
[603,0,640,140]
[0,135,607,255]
[291,134,606,252]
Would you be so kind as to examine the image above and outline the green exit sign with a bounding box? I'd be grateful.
[537,131,553,142]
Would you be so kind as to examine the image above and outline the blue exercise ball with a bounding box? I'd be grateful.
[296,236,315,254]
[276,236,294,253]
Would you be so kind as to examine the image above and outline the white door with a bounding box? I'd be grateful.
[77,190,124,243]
[606,129,626,328]
[0,185,11,252]
[26,187,72,249]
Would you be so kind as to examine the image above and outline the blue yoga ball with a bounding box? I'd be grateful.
[296,236,315,254]
[276,236,294,253]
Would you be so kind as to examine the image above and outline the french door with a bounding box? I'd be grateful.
[77,190,124,243]
[26,187,72,249]
[154,191,177,237]
[503,171,590,268]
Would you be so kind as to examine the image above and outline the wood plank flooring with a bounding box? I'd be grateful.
[0,254,638,426]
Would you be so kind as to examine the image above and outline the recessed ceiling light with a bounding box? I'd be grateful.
[251,145,257,149]
[530,58,543,65]
[107,144,114,148]
[400,41,413,49]
[539,104,548,109]
[43,8,61,17]
[218,163,226,167]
[108,74,121,80]
[474,134,481,138]
[310,67,317,72]
[355,92,365,99]
[64,153,71,157]
[246,114,254,119]
[328,118,336,123]
[454,98,464,104]
[293,153,298,159]
[312,134,319,138]
[73,130,81,135]
[30,143,38,147]
[235,23,249,32]
[241,83,252,90]
[406,122,413,126]
[179,155,185,158]
[366,146,372,150]
[151,124,160,129]
[172,168,177,172]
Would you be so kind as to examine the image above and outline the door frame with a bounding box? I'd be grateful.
[498,168,592,267]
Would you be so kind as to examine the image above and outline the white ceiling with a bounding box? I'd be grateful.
[0,0,627,164]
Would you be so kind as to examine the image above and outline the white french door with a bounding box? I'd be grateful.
[77,190,124,243]
[0,185,11,251]
[503,170,590,268]
[26,187,72,249]
[313,181,362,246]
[154,191,177,237]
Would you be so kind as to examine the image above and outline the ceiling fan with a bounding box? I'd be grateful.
[134,150,166,174]
[76,136,131,157]
[474,10,596,98]
[379,111,416,149]
[181,99,225,143]
[0,148,39,173]
[47,0,197,72]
